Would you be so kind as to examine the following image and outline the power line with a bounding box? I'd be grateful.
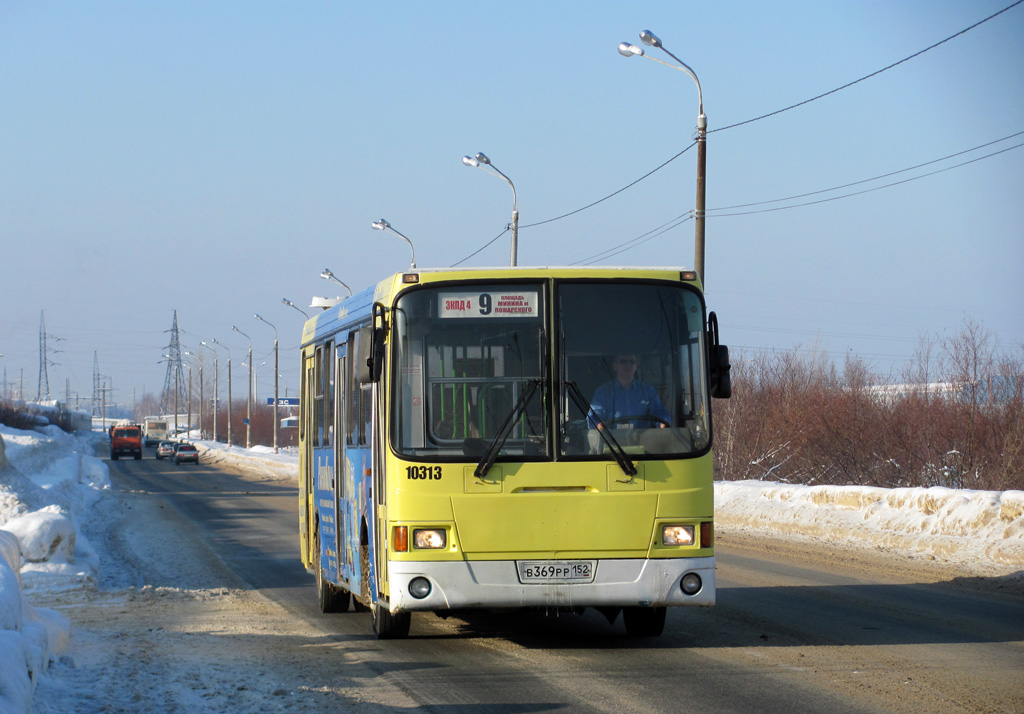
[537,1,1022,234]
[708,130,1024,213]
[451,1,1022,264]
[575,131,1023,262]
[713,0,1024,134]
[451,227,509,267]
[575,214,691,266]
[520,143,696,229]
[581,128,1019,262]
[707,140,1024,218]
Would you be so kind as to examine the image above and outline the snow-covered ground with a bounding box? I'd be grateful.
[1,422,1022,714]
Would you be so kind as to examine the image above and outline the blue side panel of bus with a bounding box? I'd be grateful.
[313,445,339,584]
[304,283,379,602]
[337,444,375,601]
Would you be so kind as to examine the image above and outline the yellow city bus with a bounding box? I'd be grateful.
[298,267,731,638]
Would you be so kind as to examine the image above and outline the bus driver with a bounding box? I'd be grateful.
[588,354,671,429]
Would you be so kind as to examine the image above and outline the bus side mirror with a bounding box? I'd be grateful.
[357,303,389,384]
[707,311,732,399]
[710,344,732,399]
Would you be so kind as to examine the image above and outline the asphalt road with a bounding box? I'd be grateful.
[105,451,1024,714]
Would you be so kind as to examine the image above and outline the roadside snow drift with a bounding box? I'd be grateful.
[716,481,1024,573]
[0,424,102,714]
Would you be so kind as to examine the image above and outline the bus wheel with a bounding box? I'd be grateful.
[623,606,666,637]
[372,603,411,639]
[315,536,350,613]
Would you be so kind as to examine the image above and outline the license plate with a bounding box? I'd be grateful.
[517,560,596,584]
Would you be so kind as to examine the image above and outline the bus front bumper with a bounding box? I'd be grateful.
[386,556,715,612]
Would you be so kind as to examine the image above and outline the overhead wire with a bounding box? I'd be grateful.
[712,0,1024,134]
[708,140,1024,218]
[451,0,1023,263]
[452,227,509,267]
[576,130,1023,262]
[519,143,696,229]
[574,215,691,266]
[708,130,1024,212]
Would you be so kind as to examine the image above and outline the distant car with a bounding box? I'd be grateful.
[172,442,199,465]
[156,441,176,460]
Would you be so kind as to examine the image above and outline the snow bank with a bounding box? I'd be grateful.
[716,480,1024,575]
[193,440,298,481]
[3,508,76,564]
[0,425,103,714]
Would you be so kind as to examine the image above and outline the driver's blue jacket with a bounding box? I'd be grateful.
[588,379,671,428]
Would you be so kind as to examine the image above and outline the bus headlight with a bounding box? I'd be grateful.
[409,577,432,599]
[662,525,695,546]
[413,529,446,549]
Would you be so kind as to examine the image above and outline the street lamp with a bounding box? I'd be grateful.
[371,219,417,270]
[210,338,233,447]
[282,298,310,319]
[254,313,279,454]
[462,152,519,266]
[199,341,218,442]
[320,269,353,296]
[232,325,253,449]
[618,30,707,284]
[183,351,202,439]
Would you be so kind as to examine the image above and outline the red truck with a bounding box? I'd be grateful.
[109,424,143,460]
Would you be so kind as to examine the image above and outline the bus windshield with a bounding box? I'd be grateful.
[559,281,710,458]
[390,279,710,461]
[391,283,547,458]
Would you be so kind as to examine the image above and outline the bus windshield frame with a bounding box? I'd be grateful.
[389,278,711,463]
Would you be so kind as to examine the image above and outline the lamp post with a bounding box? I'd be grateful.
[232,326,253,449]
[319,269,353,297]
[371,219,417,269]
[211,338,232,446]
[183,351,202,439]
[254,313,279,454]
[618,30,707,284]
[282,298,310,319]
[462,152,518,266]
[199,341,218,441]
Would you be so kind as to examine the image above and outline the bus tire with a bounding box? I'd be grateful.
[623,606,666,637]
[372,603,411,639]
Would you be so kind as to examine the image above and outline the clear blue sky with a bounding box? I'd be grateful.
[2,1,1022,409]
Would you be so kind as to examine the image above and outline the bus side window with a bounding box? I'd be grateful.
[299,360,307,442]
[314,345,324,446]
[347,331,359,446]
[360,382,372,446]
[336,349,347,497]
[325,340,334,447]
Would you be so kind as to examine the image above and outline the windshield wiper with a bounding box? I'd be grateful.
[564,381,637,478]
[475,379,541,478]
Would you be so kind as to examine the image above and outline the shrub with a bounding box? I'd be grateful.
[713,319,1023,491]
